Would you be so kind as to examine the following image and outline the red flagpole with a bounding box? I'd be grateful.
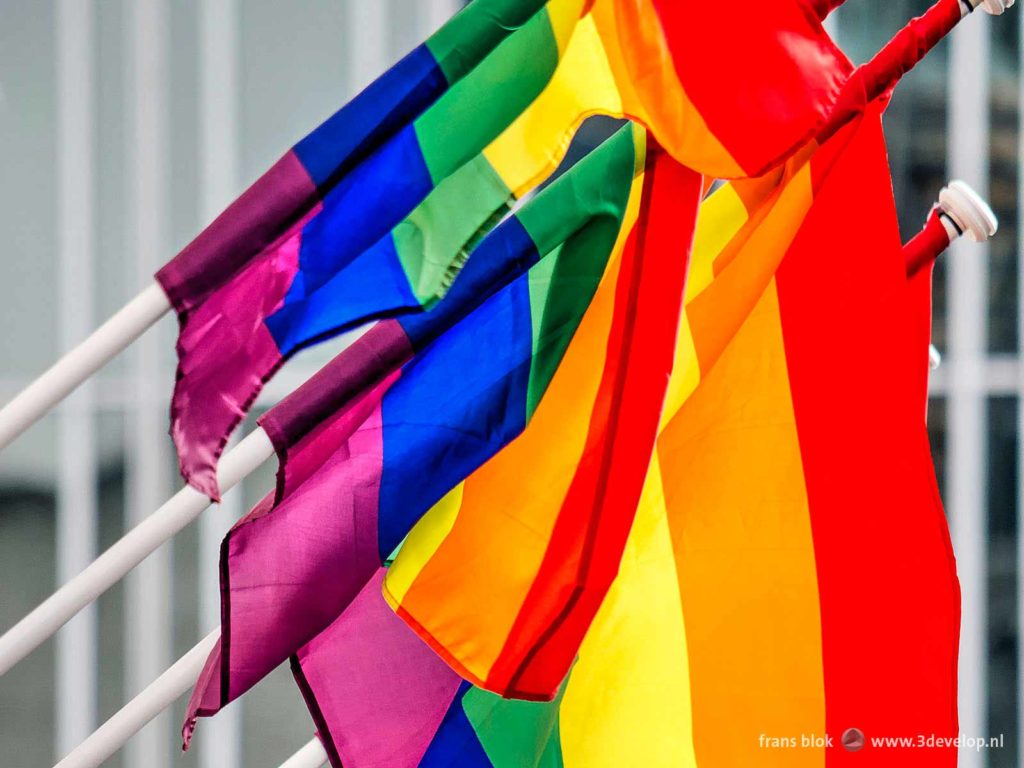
[818,0,1011,143]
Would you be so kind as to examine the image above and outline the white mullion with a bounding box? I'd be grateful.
[124,1,173,767]
[54,0,99,759]
[947,13,991,767]
[422,0,461,36]
[348,0,390,95]
[197,0,243,766]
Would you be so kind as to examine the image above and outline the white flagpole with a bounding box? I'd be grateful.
[0,283,169,451]
[55,625,331,768]
[53,628,333,768]
[279,738,329,768]
[0,427,273,676]
[53,629,220,768]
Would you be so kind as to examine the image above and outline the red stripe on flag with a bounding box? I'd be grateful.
[775,114,959,766]
[487,150,702,699]
[651,0,851,176]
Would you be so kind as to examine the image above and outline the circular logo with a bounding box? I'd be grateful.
[842,727,865,752]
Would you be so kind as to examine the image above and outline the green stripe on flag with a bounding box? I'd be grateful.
[463,683,566,768]
[415,5,562,185]
[392,154,514,306]
[425,0,552,84]
[519,124,640,417]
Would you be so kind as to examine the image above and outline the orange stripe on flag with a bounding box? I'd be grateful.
[488,150,702,698]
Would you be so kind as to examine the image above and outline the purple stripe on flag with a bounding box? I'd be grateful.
[156,151,317,312]
[292,569,462,768]
[182,375,396,746]
[182,636,225,748]
[168,205,319,500]
[259,319,414,463]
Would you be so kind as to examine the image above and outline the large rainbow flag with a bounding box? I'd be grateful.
[156,0,851,499]
[648,101,958,768]
[287,101,959,768]
[382,96,958,720]
[183,122,706,740]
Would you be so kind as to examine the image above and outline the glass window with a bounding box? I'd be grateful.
[988,396,1018,765]
[988,16,1019,353]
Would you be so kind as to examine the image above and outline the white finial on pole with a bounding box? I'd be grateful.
[938,180,999,242]
[977,0,1014,16]
[905,181,996,371]
[962,0,1013,18]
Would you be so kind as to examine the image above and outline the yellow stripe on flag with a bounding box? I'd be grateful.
[560,453,699,767]
[485,14,623,198]
[385,483,464,605]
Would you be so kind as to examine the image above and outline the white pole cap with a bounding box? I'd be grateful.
[977,0,1014,15]
[937,180,998,243]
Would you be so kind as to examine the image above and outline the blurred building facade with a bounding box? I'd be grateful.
[837,4,1020,767]
[0,1,1020,766]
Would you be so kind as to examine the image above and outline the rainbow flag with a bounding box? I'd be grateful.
[157,0,850,499]
[383,100,959,714]
[589,0,850,177]
[289,462,683,768]
[160,0,586,499]
[642,101,957,767]
[285,102,957,768]
[182,123,699,742]
[291,569,464,768]
[386,146,699,699]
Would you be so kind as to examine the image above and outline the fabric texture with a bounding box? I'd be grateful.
[285,101,957,768]
[182,125,652,741]
[156,0,852,498]
[385,146,702,698]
